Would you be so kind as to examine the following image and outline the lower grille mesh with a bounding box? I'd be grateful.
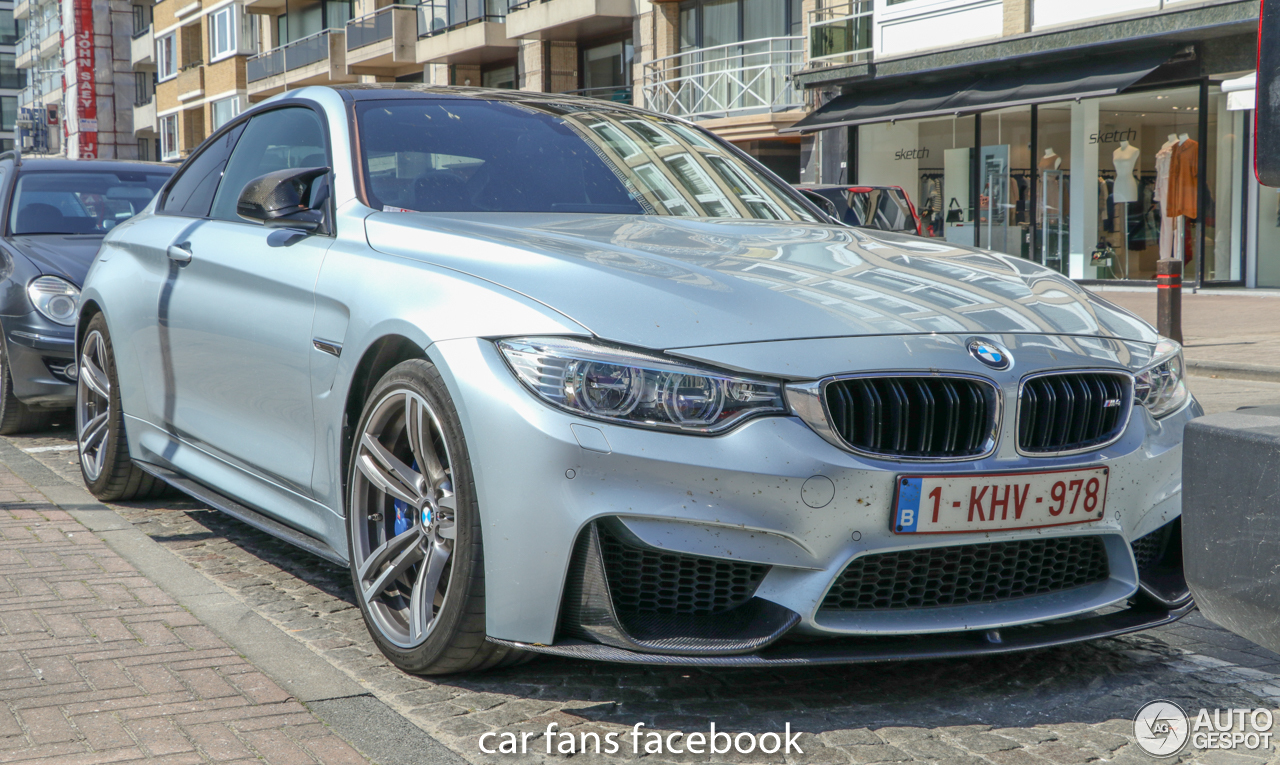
[598,525,767,616]
[1131,521,1177,574]
[821,536,1110,611]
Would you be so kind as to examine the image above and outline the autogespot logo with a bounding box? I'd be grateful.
[1134,700,1189,757]
[967,338,1011,370]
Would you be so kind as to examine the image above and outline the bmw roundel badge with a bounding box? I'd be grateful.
[968,338,1011,370]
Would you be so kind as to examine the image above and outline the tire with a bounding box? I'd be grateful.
[347,359,528,675]
[0,337,54,435]
[77,314,166,501]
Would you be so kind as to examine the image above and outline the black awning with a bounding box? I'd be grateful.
[786,48,1174,133]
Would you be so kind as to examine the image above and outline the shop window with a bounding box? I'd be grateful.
[481,64,515,90]
[857,114,976,243]
[157,33,177,81]
[978,106,1033,259]
[581,39,633,100]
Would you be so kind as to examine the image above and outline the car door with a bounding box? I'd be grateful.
[154,106,334,534]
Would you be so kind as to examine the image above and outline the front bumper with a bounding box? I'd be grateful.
[429,334,1198,657]
[3,312,76,407]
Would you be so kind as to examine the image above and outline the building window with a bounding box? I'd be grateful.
[211,95,241,130]
[0,53,23,90]
[157,33,177,81]
[137,138,151,161]
[132,4,150,33]
[677,0,803,50]
[0,10,22,46]
[134,71,154,106]
[0,98,16,132]
[580,39,633,101]
[209,6,236,62]
[160,114,178,160]
[481,64,515,90]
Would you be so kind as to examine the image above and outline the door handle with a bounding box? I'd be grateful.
[167,242,192,264]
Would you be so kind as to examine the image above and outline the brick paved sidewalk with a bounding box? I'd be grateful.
[0,462,372,764]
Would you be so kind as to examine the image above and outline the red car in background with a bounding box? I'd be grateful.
[794,184,921,235]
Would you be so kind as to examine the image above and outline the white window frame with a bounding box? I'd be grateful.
[209,5,236,62]
[210,95,242,130]
[160,114,179,161]
[156,33,177,81]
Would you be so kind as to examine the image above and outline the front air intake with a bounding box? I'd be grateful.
[823,375,998,459]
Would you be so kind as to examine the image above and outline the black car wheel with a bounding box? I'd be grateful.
[76,314,166,500]
[347,359,528,675]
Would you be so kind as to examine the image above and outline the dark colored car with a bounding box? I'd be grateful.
[0,155,173,432]
[795,184,921,235]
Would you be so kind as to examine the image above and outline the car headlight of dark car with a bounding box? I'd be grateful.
[1134,337,1189,418]
[27,276,80,327]
[498,337,785,433]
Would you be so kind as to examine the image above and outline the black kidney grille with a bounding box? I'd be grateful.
[1019,372,1130,453]
[597,525,768,617]
[821,536,1110,611]
[824,376,995,458]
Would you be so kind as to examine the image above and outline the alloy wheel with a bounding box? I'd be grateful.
[350,389,457,649]
[77,329,111,482]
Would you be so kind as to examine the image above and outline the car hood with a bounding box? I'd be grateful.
[365,213,1158,350]
[6,234,104,285]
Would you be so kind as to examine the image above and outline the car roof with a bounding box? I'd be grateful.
[9,157,175,173]
[325,83,651,113]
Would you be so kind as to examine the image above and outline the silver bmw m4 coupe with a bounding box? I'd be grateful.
[76,85,1198,675]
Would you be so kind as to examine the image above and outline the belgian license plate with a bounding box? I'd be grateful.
[892,467,1109,534]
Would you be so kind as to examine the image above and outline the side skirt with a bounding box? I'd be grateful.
[134,461,347,567]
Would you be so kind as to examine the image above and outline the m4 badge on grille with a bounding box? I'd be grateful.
[967,338,1011,371]
[1103,398,1123,408]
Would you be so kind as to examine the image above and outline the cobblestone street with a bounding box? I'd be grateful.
[0,374,1276,764]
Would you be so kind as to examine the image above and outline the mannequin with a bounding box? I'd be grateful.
[1179,133,1191,142]
[1039,148,1062,170]
[1155,136,1180,261]
[1112,141,1140,203]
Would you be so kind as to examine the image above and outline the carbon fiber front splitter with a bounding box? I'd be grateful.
[487,598,1194,667]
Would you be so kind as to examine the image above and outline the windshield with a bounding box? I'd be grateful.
[10,170,172,235]
[356,100,818,221]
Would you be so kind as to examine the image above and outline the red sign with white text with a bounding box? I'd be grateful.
[73,0,96,158]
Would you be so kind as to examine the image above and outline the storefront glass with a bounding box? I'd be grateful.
[853,81,1248,285]
[978,106,1033,259]
[856,114,975,242]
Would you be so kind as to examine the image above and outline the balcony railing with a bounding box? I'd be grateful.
[417,0,506,37]
[563,85,632,104]
[808,0,873,66]
[347,4,414,49]
[643,36,804,120]
[247,28,339,83]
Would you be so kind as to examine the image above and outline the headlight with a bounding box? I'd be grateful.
[498,337,786,433]
[27,276,80,326]
[1134,337,1189,418]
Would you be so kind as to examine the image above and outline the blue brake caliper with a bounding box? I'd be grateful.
[392,459,420,536]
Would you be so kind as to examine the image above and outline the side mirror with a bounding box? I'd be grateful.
[236,166,331,231]
[1258,0,1280,187]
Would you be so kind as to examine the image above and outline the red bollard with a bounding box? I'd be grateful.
[1156,260,1183,344]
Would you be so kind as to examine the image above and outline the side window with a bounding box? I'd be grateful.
[160,122,247,218]
[209,107,328,224]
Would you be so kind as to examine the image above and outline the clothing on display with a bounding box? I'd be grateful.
[1154,136,1178,261]
[1167,137,1199,220]
[1112,141,1140,203]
